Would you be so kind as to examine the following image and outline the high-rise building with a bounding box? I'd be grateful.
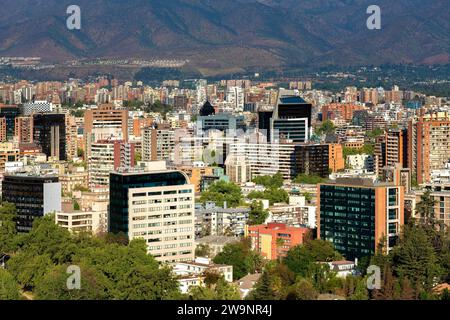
[409,112,450,184]
[22,100,53,115]
[226,86,244,111]
[2,174,61,232]
[293,144,330,178]
[329,144,345,173]
[0,104,20,140]
[385,129,408,168]
[318,178,404,259]
[0,118,7,142]
[227,142,296,180]
[270,93,312,143]
[84,104,128,155]
[65,115,78,160]
[321,103,364,122]
[88,141,115,188]
[32,113,66,160]
[142,127,175,162]
[109,162,195,263]
[14,116,33,143]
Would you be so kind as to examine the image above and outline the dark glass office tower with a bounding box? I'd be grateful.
[109,171,190,235]
[318,179,404,260]
[294,144,330,178]
[271,95,312,143]
[2,175,61,232]
[258,111,273,142]
[276,96,312,125]
[33,113,66,160]
[0,105,20,140]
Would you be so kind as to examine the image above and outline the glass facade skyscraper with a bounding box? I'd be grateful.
[318,179,404,260]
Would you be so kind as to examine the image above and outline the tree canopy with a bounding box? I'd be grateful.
[200,181,243,208]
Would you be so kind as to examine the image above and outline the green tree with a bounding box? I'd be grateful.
[7,251,53,290]
[0,202,19,253]
[285,278,318,300]
[190,272,240,300]
[0,269,21,300]
[304,240,343,262]
[74,239,180,300]
[34,263,111,300]
[415,190,437,227]
[247,188,289,205]
[348,277,369,300]
[134,151,142,164]
[293,174,327,185]
[252,173,283,189]
[200,181,243,208]
[391,223,441,291]
[213,240,261,280]
[248,201,269,225]
[195,244,212,258]
[367,128,384,139]
[249,270,279,300]
[316,120,336,136]
[284,246,314,277]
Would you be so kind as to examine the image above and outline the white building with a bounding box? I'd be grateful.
[88,141,115,188]
[226,86,244,112]
[346,154,376,172]
[172,257,234,294]
[55,201,108,234]
[111,162,196,263]
[22,100,54,115]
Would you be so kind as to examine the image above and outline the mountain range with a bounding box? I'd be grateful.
[0,0,449,75]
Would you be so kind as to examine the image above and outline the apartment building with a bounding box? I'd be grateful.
[2,173,61,232]
[246,223,309,260]
[409,112,450,184]
[109,162,195,263]
[55,201,108,234]
[142,127,174,162]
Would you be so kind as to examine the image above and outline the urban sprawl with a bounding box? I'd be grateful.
[0,76,449,301]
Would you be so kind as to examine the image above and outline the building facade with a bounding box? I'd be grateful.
[109,163,195,263]
[318,178,404,259]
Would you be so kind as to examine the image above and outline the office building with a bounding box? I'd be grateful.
[84,104,128,155]
[22,101,53,115]
[270,94,312,143]
[32,113,66,160]
[109,162,195,263]
[2,173,61,232]
[293,144,330,178]
[0,104,20,140]
[197,114,246,133]
[318,178,404,259]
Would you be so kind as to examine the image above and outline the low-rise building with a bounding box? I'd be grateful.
[55,201,108,234]
[195,235,240,258]
[246,223,310,260]
[172,257,234,294]
[195,202,250,237]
